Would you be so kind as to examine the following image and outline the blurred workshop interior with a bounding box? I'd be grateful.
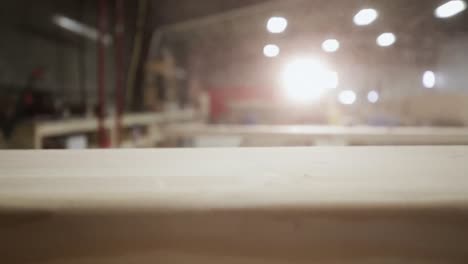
[3,2,468,263]
[1,0,468,148]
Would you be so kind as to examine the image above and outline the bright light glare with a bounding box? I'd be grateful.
[353,9,379,26]
[267,17,288,33]
[435,0,466,18]
[281,58,338,102]
[322,39,340,53]
[328,71,339,89]
[423,71,436,88]
[377,33,396,47]
[367,90,379,103]
[338,90,357,105]
[263,44,280,57]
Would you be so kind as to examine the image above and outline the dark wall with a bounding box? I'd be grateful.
[0,0,138,108]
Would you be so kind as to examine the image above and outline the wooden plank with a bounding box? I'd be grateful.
[35,109,196,138]
[165,124,468,145]
[1,147,468,210]
[30,109,197,148]
[1,147,468,263]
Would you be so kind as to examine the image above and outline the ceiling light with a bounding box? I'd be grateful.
[52,14,112,45]
[281,58,337,102]
[353,9,378,26]
[338,90,357,105]
[377,32,396,47]
[435,0,466,18]
[423,71,436,88]
[322,39,340,53]
[263,44,280,57]
[267,16,288,33]
[367,90,379,103]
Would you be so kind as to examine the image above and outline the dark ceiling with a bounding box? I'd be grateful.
[153,0,468,59]
[145,0,468,88]
[152,0,270,26]
[150,0,468,29]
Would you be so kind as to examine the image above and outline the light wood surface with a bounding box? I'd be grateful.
[2,147,468,210]
[1,147,468,263]
[165,124,468,146]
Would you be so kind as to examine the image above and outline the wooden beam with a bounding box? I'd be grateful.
[1,147,468,263]
[165,124,468,146]
[22,109,197,149]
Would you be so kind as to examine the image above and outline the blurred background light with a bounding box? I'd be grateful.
[367,90,379,103]
[327,71,339,89]
[53,14,112,44]
[338,90,357,105]
[377,32,396,47]
[263,44,280,57]
[353,8,378,26]
[423,71,436,88]
[281,58,336,102]
[322,39,340,53]
[267,16,288,33]
[435,0,466,18]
